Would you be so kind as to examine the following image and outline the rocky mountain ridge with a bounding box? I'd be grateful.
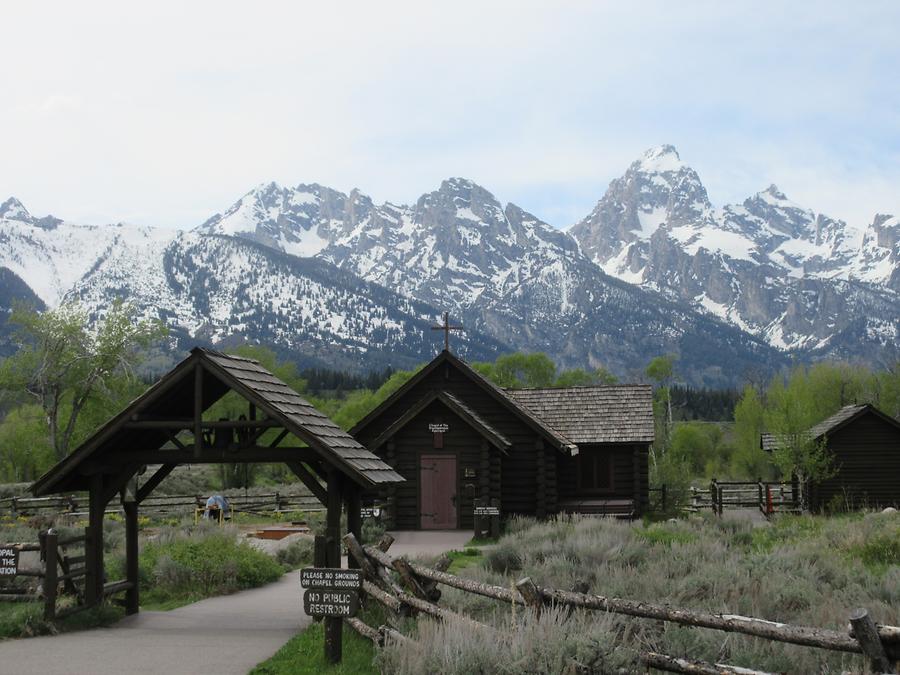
[2,146,897,381]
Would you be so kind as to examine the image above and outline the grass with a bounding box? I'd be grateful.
[446,547,483,574]
[249,621,377,675]
[379,511,900,674]
[0,601,122,639]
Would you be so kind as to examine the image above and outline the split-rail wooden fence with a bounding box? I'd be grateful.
[688,480,800,518]
[0,528,135,621]
[340,532,899,674]
[0,491,322,522]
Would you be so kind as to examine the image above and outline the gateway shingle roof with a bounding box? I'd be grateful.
[507,385,655,444]
[202,350,404,485]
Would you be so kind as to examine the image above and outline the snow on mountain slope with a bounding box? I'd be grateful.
[0,200,172,307]
[570,146,899,359]
[0,197,510,369]
[195,177,789,384]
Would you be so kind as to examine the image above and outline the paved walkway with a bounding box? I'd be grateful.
[0,530,472,675]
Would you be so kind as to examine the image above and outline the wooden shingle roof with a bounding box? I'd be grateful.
[351,350,578,454]
[367,389,512,452]
[201,350,404,485]
[507,385,655,444]
[32,348,403,495]
[761,403,900,451]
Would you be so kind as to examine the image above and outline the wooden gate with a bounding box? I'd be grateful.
[420,454,457,529]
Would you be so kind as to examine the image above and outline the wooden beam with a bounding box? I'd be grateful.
[136,464,176,503]
[101,464,142,504]
[87,446,320,467]
[125,419,282,430]
[286,461,327,505]
[268,429,289,448]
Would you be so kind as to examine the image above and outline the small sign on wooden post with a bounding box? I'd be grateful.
[473,498,501,539]
[0,546,19,577]
[300,566,363,662]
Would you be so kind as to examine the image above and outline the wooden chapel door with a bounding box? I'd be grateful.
[420,454,457,529]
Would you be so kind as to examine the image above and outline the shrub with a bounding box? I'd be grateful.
[137,525,282,604]
[382,513,899,673]
[275,537,314,569]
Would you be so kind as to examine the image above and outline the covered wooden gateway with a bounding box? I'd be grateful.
[351,350,654,529]
[762,403,900,511]
[30,348,403,615]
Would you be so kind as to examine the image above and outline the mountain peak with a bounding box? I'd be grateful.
[440,177,480,192]
[0,197,30,221]
[635,145,683,173]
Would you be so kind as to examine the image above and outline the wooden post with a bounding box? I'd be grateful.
[535,440,546,519]
[632,446,642,517]
[314,535,327,567]
[377,533,394,553]
[194,363,203,460]
[124,501,139,615]
[473,497,484,539]
[42,530,58,621]
[849,608,894,673]
[757,479,764,515]
[709,479,717,515]
[346,488,362,570]
[312,535,326,625]
[87,475,106,606]
[324,470,343,664]
[490,497,501,539]
[385,442,397,530]
[516,576,543,617]
[393,556,430,599]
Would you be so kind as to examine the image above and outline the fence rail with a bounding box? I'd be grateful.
[340,532,899,673]
[688,480,800,518]
[0,491,323,521]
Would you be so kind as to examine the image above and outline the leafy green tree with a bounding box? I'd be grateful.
[473,352,557,388]
[331,368,419,430]
[763,373,837,510]
[0,404,55,481]
[645,354,677,464]
[731,385,774,479]
[553,366,619,387]
[0,301,165,460]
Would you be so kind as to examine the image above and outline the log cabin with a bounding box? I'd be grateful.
[350,350,655,529]
[761,403,900,511]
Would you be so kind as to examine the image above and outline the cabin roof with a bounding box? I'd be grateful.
[506,385,655,444]
[32,348,403,495]
[761,403,900,451]
[351,350,578,454]
[367,389,512,452]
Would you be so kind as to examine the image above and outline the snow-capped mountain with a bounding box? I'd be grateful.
[570,146,899,358]
[199,176,787,383]
[0,202,509,369]
[2,146,897,381]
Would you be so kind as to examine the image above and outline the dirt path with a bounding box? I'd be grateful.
[0,530,472,675]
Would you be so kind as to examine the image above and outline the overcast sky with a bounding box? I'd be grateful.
[2,1,898,230]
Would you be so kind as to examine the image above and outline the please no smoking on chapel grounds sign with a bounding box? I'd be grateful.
[300,567,362,618]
